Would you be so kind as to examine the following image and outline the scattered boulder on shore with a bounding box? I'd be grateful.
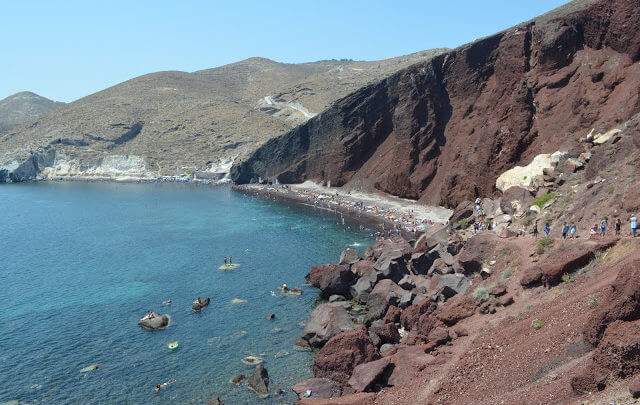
[520,265,543,287]
[350,272,378,304]
[366,279,413,324]
[348,357,393,392]
[351,260,375,278]
[246,364,269,397]
[365,235,412,262]
[138,312,169,331]
[192,297,210,311]
[312,326,379,384]
[373,249,410,282]
[370,323,400,345]
[456,234,495,275]
[292,378,342,400]
[309,264,354,298]
[437,295,477,325]
[400,298,437,331]
[301,303,355,348]
[437,274,471,299]
[340,248,361,265]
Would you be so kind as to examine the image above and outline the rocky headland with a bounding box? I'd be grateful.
[0,51,446,183]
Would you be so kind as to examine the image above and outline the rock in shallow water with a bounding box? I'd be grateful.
[137,312,169,330]
[246,364,269,397]
[192,297,210,311]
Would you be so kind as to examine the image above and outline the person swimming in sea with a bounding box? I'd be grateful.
[154,379,176,393]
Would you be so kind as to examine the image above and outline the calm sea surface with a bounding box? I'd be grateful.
[0,182,373,404]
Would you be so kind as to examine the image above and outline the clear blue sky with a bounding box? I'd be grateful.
[1,0,568,102]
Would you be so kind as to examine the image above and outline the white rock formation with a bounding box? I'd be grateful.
[495,151,567,192]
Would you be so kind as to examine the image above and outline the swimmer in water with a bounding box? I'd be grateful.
[166,298,172,306]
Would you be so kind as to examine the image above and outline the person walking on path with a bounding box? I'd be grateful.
[631,215,637,237]
[562,222,569,239]
[570,223,576,239]
[615,218,621,235]
[533,223,539,238]
[600,219,607,237]
[544,224,550,237]
[520,224,526,237]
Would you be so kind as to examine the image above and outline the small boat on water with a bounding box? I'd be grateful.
[168,341,179,351]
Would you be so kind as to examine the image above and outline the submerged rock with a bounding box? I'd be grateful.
[242,356,264,366]
[229,374,247,385]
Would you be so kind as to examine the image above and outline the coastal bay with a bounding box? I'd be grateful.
[0,182,373,404]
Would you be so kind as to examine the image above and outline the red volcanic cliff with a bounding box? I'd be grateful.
[232,0,640,207]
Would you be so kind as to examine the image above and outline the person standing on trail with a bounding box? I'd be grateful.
[615,218,621,235]
[520,224,526,237]
[601,219,607,237]
[570,223,576,238]
[631,215,638,237]
[544,224,550,237]
[533,223,539,239]
[562,222,569,239]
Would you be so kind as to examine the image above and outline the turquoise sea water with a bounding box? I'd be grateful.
[0,182,373,404]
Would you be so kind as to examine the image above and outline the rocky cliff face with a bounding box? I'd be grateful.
[232,0,640,207]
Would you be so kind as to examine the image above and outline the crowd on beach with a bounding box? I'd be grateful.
[255,184,440,236]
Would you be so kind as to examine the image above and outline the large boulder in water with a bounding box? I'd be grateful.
[302,303,355,348]
[309,264,354,298]
[246,364,269,397]
[138,312,169,330]
[192,297,210,311]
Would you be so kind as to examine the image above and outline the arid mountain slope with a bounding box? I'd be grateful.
[0,51,445,180]
[0,92,64,133]
[232,0,640,208]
